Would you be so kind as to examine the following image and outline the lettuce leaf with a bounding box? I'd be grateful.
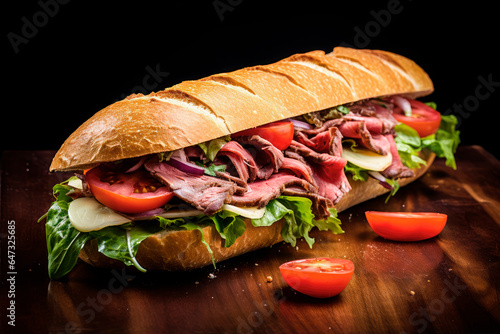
[394,123,428,169]
[383,178,400,203]
[44,200,94,279]
[278,196,316,247]
[323,105,350,119]
[89,224,163,272]
[198,135,231,161]
[156,216,186,228]
[396,143,428,169]
[209,210,247,248]
[41,181,94,279]
[422,115,460,169]
[394,123,422,148]
[313,208,344,234]
[252,196,343,248]
[195,161,227,176]
[344,162,369,181]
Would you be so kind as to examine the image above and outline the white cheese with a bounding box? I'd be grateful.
[342,146,392,171]
[67,177,83,190]
[221,204,266,219]
[68,197,131,232]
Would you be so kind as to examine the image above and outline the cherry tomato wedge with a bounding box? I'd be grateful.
[279,258,354,298]
[365,211,447,242]
[232,120,294,150]
[392,98,441,138]
[85,166,174,214]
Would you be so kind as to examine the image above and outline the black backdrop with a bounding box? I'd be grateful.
[4,0,500,159]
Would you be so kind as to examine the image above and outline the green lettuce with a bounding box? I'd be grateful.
[195,161,227,176]
[252,196,343,248]
[44,199,94,280]
[383,178,400,203]
[323,105,350,120]
[394,123,429,168]
[198,135,231,161]
[344,162,369,181]
[394,114,460,170]
[40,181,93,279]
[89,224,163,272]
[422,115,460,169]
[209,210,247,248]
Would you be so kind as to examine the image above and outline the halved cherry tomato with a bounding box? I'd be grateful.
[392,98,441,138]
[85,166,174,214]
[232,120,294,150]
[279,258,354,298]
[365,211,447,242]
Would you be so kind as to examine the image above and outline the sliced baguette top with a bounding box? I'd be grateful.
[50,47,433,171]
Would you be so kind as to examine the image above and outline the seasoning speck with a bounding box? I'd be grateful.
[410,291,415,296]
[266,276,273,283]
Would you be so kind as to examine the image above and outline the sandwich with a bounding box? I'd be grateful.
[40,47,460,279]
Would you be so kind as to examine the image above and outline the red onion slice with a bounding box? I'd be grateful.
[125,156,148,173]
[168,157,205,175]
[289,118,313,130]
[367,171,394,190]
[392,96,412,117]
[121,208,165,221]
[170,148,188,162]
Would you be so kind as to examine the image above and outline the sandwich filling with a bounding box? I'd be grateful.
[40,95,460,279]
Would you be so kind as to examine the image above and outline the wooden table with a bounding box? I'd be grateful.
[1,146,500,334]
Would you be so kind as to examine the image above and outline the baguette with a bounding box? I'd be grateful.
[50,47,432,172]
[49,46,438,273]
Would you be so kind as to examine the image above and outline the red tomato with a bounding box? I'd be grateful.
[85,167,174,214]
[279,258,354,298]
[392,98,441,138]
[232,120,294,150]
[365,211,447,242]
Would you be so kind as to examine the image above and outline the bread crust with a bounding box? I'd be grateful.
[50,47,433,172]
[78,151,435,271]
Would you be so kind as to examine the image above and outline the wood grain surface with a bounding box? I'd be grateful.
[1,146,499,334]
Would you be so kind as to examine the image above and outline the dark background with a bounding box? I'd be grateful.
[3,0,499,159]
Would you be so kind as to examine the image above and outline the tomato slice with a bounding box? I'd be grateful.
[232,120,294,150]
[365,211,447,241]
[392,98,441,138]
[279,258,354,298]
[85,166,174,214]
